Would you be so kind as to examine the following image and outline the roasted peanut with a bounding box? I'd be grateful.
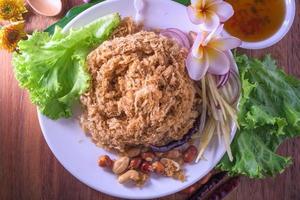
[112,156,130,174]
[152,161,165,174]
[160,158,181,172]
[141,152,155,162]
[165,149,182,159]
[98,155,113,168]
[183,145,198,163]
[140,162,153,174]
[118,170,140,184]
[129,157,142,170]
[126,148,141,158]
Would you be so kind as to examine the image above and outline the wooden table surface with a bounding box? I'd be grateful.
[1,1,300,200]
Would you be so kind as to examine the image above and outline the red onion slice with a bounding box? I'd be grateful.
[217,71,230,88]
[160,29,191,49]
[160,31,185,48]
[218,69,240,105]
[166,28,191,49]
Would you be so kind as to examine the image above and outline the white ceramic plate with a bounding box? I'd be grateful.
[38,0,237,199]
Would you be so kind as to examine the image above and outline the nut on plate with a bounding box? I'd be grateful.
[98,155,113,168]
[152,161,165,174]
[183,145,198,163]
[129,157,142,170]
[126,147,141,158]
[112,156,130,174]
[141,152,155,162]
[165,149,182,159]
[118,170,140,184]
[140,161,153,174]
[160,158,181,172]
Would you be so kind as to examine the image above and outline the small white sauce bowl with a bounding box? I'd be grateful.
[223,0,296,50]
[26,0,62,17]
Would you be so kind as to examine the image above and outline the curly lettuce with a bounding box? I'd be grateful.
[217,54,300,178]
[13,13,121,119]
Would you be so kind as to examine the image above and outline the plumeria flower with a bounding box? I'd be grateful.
[186,25,241,80]
[187,0,234,31]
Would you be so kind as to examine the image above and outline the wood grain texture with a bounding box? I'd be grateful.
[0,1,299,200]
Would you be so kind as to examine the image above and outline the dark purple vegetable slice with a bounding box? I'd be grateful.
[217,71,230,88]
[160,28,191,49]
[218,69,241,105]
[166,28,191,49]
[150,115,201,152]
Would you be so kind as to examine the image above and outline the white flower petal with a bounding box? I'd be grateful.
[206,47,230,75]
[208,37,241,51]
[203,24,223,45]
[187,6,205,25]
[199,11,220,31]
[186,51,209,80]
[191,32,207,57]
[211,2,234,22]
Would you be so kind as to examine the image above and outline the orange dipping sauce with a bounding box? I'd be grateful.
[224,0,286,42]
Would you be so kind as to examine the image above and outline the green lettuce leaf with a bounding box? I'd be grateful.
[13,13,121,119]
[217,54,300,178]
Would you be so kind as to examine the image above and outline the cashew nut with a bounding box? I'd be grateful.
[118,170,140,184]
[112,156,130,174]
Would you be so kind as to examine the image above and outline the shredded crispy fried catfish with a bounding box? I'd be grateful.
[80,29,201,152]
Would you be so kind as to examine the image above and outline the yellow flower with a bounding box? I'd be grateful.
[0,21,26,52]
[0,0,27,21]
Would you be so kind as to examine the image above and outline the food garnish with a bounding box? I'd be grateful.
[186,25,241,80]
[218,54,300,178]
[160,28,191,49]
[13,13,121,119]
[98,145,196,186]
[187,0,234,31]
